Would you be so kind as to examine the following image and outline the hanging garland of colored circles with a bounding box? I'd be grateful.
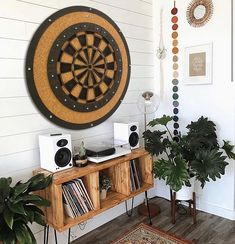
[171,1,180,137]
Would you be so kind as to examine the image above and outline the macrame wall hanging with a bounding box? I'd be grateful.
[171,0,180,136]
[26,6,131,129]
[156,9,167,99]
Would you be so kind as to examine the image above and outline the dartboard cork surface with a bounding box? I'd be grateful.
[26,6,131,129]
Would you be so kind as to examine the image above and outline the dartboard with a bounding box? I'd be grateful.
[26,6,131,129]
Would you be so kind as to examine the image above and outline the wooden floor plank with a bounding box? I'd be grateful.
[72,198,235,244]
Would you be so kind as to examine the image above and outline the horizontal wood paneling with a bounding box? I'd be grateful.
[0,0,154,241]
[0,78,28,97]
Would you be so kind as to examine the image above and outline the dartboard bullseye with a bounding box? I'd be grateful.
[26,6,131,129]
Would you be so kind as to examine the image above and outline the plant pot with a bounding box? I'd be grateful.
[175,177,195,201]
[100,189,107,200]
[74,156,88,167]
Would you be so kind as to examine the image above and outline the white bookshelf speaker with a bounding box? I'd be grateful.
[114,122,139,149]
[39,133,73,172]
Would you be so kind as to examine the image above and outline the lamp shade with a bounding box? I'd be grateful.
[137,91,160,115]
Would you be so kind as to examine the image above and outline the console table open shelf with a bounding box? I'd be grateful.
[34,148,153,232]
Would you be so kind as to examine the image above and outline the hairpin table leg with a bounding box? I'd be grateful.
[145,191,152,225]
[125,197,134,217]
[54,229,58,244]
[44,225,49,244]
[68,228,71,244]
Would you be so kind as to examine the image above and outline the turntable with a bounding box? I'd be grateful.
[86,144,131,163]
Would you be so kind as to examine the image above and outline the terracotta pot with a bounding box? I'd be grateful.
[175,177,195,201]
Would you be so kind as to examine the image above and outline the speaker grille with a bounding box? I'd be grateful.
[129,132,139,148]
[54,148,71,167]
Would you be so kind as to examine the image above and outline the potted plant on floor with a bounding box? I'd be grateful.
[99,174,111,200]
[0,173,52,244]
[143,115,235,199]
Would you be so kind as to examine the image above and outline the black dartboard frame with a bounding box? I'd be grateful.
[26,6,131,129]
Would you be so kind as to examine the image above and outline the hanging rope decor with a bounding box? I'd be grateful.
[171,0,180,137]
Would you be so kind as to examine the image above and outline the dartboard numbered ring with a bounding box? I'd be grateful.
[26,6,131,129]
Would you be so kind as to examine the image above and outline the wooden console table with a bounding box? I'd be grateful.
[34,148,154,243]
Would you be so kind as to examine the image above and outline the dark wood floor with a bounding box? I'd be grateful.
[72,198,235,244]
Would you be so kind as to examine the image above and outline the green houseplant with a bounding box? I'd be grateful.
[99,174,111,200]
[143,115,235,192]
[0,173,52,244]
[73,141,88,167]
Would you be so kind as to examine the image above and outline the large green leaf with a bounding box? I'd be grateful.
[143,130,168,156]
[0,178,12,202]
[186,116,218,151]
[0,228,16,244]
[153,156,190,192]
[191,150,228,188]
[25,225,36,244]
[222,140,235,160]
[148,115,172,127]
[13,182,30,198]
[27,174,52,192]
[3,207,14,229]
[33,211,46,226]
[15,223,33,244]
[8,203,26,215]
[26,205,44,216]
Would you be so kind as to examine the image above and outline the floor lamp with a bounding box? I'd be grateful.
[137,91,161,217]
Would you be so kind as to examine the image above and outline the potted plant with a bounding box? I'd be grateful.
[0,173,52,244]
[143,115,235,199]
[99,174,111,200]
[73,141,88,167]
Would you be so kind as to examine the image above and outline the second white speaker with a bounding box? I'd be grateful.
[114,122,139,149]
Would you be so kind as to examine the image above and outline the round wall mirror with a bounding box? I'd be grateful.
[194,5,206,19]
[187,0,214,27]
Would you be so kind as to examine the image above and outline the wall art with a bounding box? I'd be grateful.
[26,6,131,129]
[186,0,214,28]
[184,43,213,85]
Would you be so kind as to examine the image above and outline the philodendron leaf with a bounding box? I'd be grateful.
[3,207,14,229]
[143,130,167,156]
[153,156,190,192]
[222,140,235,160]
[191,149,229,188]
[148,115,172,127]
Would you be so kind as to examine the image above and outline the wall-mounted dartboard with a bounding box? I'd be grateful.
[26,6,131,129]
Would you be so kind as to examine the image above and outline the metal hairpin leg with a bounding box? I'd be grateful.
[145,191,152,225]
[125,197,134,217]
[54,229,58,244]
[43,225,49,244]
[68,228,71,244]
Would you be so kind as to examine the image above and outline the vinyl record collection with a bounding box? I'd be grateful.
[130,159,142,191]
[62,179,94,218]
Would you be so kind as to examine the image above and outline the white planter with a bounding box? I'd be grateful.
[175,177,196,201]
[100,189,107,200]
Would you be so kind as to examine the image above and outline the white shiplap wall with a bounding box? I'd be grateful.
[0,0,155,242]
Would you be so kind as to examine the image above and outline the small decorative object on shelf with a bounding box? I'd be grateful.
[99,174,111,200]
[0,174,52,244]
[73,141,88,168]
